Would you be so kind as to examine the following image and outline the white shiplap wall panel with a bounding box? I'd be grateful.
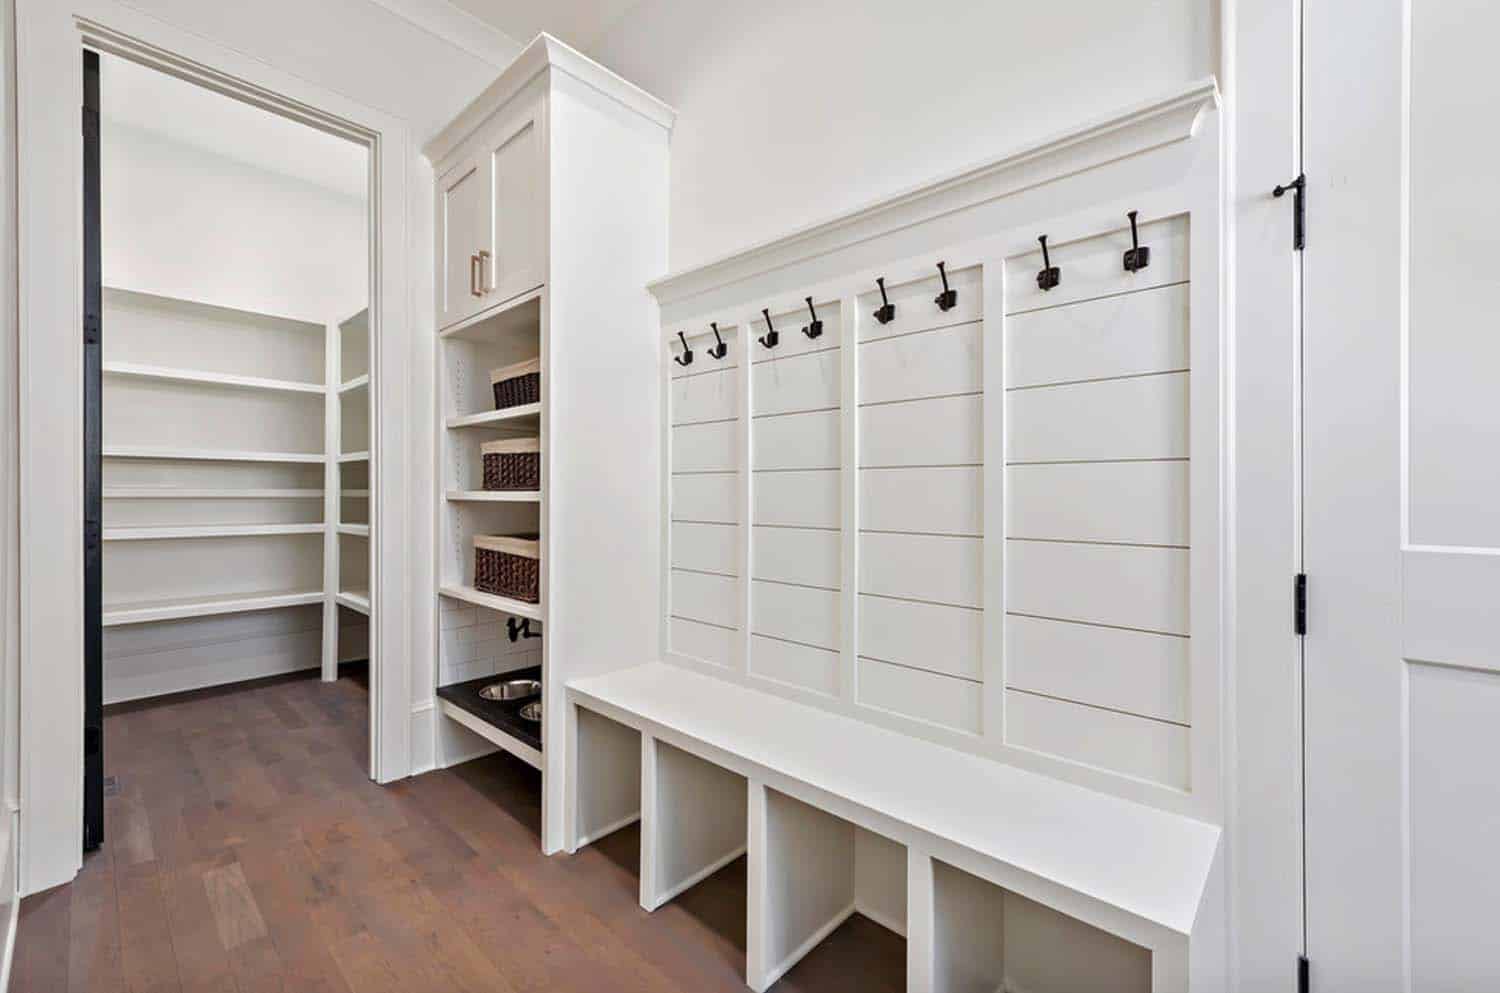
[859,596,982,681]
[861,466,982,536]
[751,349,840,416]
[751,580,839,651]
[671,568,739,630]
[673,420,741,473]
[672,472,738,524]
[1005,614,1189,724]
[859,321,982,406]
[1006,462,1188,546]
[1004,215,1189,315]
[750,634,839,696]
[856,265,983,343]
[753,526,840,589]
[1006,690,1189,789]
[1005,372,1189,464]
[753,409,841,470]
[671,366,739,425]
[748,302,842,363]
[1006,282,1189,389]
[671,616,736,668]
[857,657,981,734]
[671,521,739,576]
[670,325,740,378]
[861,532,982,609]
[753,470,840,529]
[859,395,982,468]
[1006,540,1189,636]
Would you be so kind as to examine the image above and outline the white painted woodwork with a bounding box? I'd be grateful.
[669,521,738,577]
[1006,539,1189,635]
[859,596,982,682]
[860,532,982,609]
[673,421,739,473]
[860,466,982,536]
[747,301,843,363]
[668,616,735,670]
[1006,690,1189,790]
[670,366,738,425]
[751,526,839,589]
[750,580,839,652]
[752,349,840,417]
[856,266,983,344]
[640,737,746,911]
[670,569,737,631]
[857,657,981,734]
[1004,215,1188,315]
[748,635,839,697]
[671,472,738,524]
[858,320,981,406]
[102,588,324,627]
[570,708,639,846]
[1006,282,1189,389]
[1007,461,1188,546]
[1006,614,1189,725]
[752,470,839,529]
[859,395,981,468]
[103,361,324,394]
[854,829,908,937]
[1005,372,1189,464]
[669,324,740,377]
[752,410,840,471]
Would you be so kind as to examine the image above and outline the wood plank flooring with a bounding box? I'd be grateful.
[12,670,905,992]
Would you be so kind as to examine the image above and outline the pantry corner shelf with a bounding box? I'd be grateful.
[337,524,370,537]
[103,446,326,464]
[103,487,325,500]
[445,404,541,430]
[438,584,543,621]
[103,523,326,541]
[338,374,370,393]
[102,588,325,627]
[445,490,541,503]
[102,360,326,395]
[336,590,371,615]
[338,451,370,463]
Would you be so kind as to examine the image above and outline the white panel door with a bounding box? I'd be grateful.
[1305,1,1500,988]
[478,107,543,304]
[436,156,486,330]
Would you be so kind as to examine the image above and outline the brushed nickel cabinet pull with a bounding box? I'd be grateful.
[470,254,482,297]
[478,249,492,294]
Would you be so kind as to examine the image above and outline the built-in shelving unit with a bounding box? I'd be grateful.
[99,287,374,703]
[327,308,374,676]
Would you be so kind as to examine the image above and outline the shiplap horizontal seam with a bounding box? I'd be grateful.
[751,405,841,420]
[1004,609,1190,639]
[861,528,984,539]
[672,469,741,476]
[669,614,738,632]
[858,653,983,685]
[671,519,738,527]
[1004,278,1192,318]
[856,390,982,411]
[750,631,839,653]
[856,317,982,346]
[1007,536,1189,551]
[672,566,739,579]
[1005,368,1191,393]
[862,462,982,471]
[751,576,840,594]
[750,343,842,366]
[752,522,840,533]
[752,466,841,474]
[1004,457,1189,467]
[862,590,982,612]
[671,363,738,382]
[1005,686,1192,729]
[671,415,739,428]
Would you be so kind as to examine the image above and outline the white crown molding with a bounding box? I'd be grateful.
[363,0,523,68]
[648,77,1220,308]
[422,31,676,164]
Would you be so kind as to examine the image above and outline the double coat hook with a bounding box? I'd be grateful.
[873,278,896,324]
[673,330,693,367]
[1035,235,1060,291]
[758,309,779,349]
[934,262,957,311]
[801,298,823,339]
[1122,210,1151,272]
[708,322,728,359]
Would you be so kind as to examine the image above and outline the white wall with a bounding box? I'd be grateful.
[102,120,367,321]
[1,0,19,972]
[587,0,1217,273]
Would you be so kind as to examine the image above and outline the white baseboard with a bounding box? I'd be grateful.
[408,700,436,775]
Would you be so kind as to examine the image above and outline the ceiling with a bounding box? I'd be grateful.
[100,53,368,202]
[442,0,641,51]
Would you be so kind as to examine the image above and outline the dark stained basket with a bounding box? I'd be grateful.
[481,438,540,491]
[490,357,541,411]
[474,533,540,603]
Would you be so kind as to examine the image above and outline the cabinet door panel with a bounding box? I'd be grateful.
[437,157,485,330]
[482,115,543,303]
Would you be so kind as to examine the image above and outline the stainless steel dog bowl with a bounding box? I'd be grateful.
[479,678,540,702]
[518,701,542,722]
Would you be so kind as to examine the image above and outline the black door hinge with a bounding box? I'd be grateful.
[1274,173,1307,251]
[1294,573,1308,636]
[1298,954,1310,993]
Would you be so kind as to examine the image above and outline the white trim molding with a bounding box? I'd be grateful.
[363,0,522,68]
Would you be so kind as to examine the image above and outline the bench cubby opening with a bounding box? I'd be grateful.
[570,706,642,849]
[640,736,748,912]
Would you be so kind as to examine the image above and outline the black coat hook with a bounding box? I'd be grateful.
[708,322,728,359]
[801,297,824,339]
[758,309,780,349]
[1123,210,1151,272]
[673,330,694,367]
[873,277,896,324]
[934,262,957,311]
[507,617,540,642]
[1036,235,1060,291]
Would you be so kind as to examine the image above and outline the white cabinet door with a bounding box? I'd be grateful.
[1305,1,1500,988]
[436,156,486,330]
[477,104,544,305]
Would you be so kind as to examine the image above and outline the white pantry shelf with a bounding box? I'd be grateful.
[103,588,325,627]
[103,523,325,541]
[338,451,370,464]
[445,403,541,430]
[338,374,370,393]
[342,489,370,498]
[103,361,325,394]
[438,584,543,621]
[103,446,325,464]
[437,697,543,770]
[445,490,541,503]
[336,590,371,615]
[337,523,370,537]
[103,487,324,500]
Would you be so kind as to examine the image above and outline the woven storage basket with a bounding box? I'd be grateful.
[474,533,540,603]
[490,357,541,411]
[481,438,540,491]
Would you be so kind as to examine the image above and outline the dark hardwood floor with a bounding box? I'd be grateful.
[11,669,904,992]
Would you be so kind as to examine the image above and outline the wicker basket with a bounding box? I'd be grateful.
[474,533,540,603]
[490,357,541,411]
[481,438,540,491]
